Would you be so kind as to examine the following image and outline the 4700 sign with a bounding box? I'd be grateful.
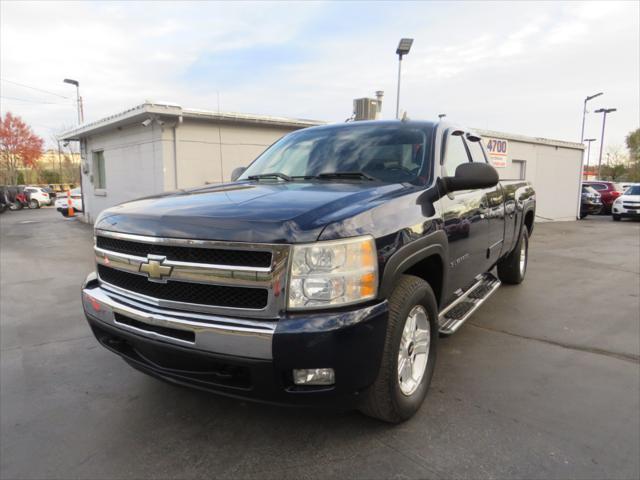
[485,138,508,168]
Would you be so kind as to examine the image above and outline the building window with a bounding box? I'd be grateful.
[92,151,106,189]
[513,159,526,180]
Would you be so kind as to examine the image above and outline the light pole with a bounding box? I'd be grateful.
[63,78,84,124]
[395,38,413,119]
[583,138,596,179]
[595,108,616,179]
[580,92,603,142]
[438,113,446,120]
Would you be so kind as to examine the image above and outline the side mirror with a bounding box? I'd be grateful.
[444,162,499,192]
[230,167,246,182]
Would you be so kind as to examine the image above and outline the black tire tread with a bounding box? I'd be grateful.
[497,227,528,284]
[359,275,434,423]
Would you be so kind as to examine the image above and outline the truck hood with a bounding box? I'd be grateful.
[95,181,407,243]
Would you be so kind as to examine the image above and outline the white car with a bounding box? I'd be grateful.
[612,185,640,221]
[55,188,83,217]
[619,182,639,192]
[24,186,52,208]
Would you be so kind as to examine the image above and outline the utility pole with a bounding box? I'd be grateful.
[63,78,84,124]
[395,38,413,119]
[583,138,596,180]
[595,108,617,179]
[580,92,603,142]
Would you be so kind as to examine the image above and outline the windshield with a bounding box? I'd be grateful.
[624,185,640,195]
[239,124,431,184]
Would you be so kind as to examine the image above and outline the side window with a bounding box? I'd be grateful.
[591,184,606,191]
[443,133,470,176]
[92,151,106,189]
[466,139,487,163]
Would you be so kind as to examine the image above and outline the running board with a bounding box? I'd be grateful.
[438,273,501,335]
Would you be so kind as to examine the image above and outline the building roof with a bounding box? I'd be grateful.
[59,102,325,140]
[475,128,584,151]
[59,101,583,152]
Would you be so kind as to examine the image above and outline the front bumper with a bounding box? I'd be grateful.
[82,273,388,407]
[612,204,640,217]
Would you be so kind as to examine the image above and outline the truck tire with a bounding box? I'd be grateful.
[497,227,529,284]
[359,275,438,423]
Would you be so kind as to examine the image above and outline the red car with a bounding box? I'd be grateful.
[583,181,624,213]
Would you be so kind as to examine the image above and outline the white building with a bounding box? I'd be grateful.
[476,129,584,222]
[60,102,323,223]
[61,102,583,223]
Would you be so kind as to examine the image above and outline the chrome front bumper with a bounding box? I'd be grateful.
[82,273,276,360]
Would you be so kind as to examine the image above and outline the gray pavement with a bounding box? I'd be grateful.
[1,208,639,480]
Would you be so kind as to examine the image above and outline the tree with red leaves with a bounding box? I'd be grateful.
[0,112,44,185]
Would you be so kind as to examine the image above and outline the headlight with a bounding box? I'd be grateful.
[288,236,378,309]
[614,198,623,205]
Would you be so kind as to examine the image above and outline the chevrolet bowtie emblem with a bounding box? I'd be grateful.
[139,256,172,281]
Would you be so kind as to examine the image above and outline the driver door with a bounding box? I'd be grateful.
[439,130,490,301]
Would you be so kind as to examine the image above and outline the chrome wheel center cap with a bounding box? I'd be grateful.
[398,305,430,396]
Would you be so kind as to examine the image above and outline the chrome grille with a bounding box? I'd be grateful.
[96,235,272,267]
[94,229,290,319]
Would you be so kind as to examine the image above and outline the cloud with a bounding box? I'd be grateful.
[0,0,637,154]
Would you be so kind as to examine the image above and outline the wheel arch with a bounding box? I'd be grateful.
[379,232,448,308]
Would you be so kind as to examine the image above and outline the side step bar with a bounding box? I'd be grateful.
[438,272,501,335]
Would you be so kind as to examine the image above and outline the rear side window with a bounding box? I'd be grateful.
[590,184,607,191]
[466,139,487,163]
[443,133,470,176]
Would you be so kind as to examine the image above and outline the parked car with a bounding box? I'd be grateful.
[42,186,57,200]
[619,182,639,192]
[24,186,52,208]
[580,185,602,218]
[611,185,640,221]
[54,188,83,216]
[0,186,9,214]
[583,181,624,213]
[81,120,536,423]
[6,186,29,210]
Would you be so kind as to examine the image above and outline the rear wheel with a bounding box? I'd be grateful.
[359,275,438,423]
[497,227,529,284]
[579,212,587,219]
[28,199,39,209]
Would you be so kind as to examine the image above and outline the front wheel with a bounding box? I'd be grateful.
[612,214,621,221]
[497,227,529,284]
[359,275,438,423]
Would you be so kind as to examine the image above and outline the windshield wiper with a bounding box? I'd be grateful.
[315,171,377,181]
[247,172,292,182]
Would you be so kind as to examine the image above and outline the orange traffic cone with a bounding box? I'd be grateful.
[67,190,75,217]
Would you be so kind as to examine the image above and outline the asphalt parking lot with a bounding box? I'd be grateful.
[1,208,639,480]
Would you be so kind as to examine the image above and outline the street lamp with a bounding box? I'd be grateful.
[63,78,84,124]
[438,113,447,119]
[594,108,617,179]
[583,138,596,179]
[395,38,413,119]
[580,92,603,142]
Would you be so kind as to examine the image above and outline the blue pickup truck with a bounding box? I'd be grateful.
[82,120,535,422]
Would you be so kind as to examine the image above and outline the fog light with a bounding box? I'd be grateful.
[293,368,335,386]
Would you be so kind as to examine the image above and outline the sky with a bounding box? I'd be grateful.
[1,0,638,157]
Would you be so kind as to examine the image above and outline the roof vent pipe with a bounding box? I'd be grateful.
[375,91,384,118]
